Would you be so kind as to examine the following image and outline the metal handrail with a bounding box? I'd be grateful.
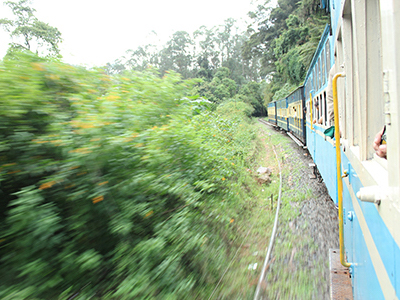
[333,72,352,268]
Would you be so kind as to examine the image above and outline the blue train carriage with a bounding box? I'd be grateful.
[276,97,288,131]
[267,101,277,126]
[303,23,336,202]
[287,86,306,145]
[329,0,400,299]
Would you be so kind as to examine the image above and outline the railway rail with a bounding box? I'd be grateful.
[254,120,283,300]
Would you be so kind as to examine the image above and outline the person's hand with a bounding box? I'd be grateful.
[373,127,387,158]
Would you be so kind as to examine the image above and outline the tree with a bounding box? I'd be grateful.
[193,25,220,73]
[0,0,62,57]
[237,81,266,116]
[126,44,160,71]
[158,31,194,78]
[243,0,329,102]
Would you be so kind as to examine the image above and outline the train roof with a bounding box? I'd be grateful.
[287,85,304,98]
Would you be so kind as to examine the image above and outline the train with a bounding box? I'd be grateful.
[267,1,400,299]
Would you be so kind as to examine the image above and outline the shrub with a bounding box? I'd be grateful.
[0,53,258,299]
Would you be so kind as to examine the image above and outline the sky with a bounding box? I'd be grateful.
[0,0,262,67]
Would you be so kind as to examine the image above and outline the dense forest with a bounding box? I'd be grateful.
[0,0,328,299]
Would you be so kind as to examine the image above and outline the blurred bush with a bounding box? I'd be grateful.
[0,52,258,299]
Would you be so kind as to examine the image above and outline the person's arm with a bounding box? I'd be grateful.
[373,126,387,158]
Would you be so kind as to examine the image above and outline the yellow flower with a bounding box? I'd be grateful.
[31,62,45,71]
[79,123,95,129]
[222,177,226,181]
[230,219,234,223]
[48,74,60,80]
[144,211,154,218]
[92,196,104,204]
[2,163,16,167]
[100,76,111,82]
[39,181,56,190]
[7,170,21,174]
[106,95,120,101]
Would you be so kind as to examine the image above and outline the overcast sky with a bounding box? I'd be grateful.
[0,0,263,67]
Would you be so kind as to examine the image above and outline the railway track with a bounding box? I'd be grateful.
[254,120,283,300]
[255,119,340,299]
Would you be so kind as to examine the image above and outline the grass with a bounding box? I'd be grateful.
[205,122,330,300]
[204,124,281,299]
[255,124,328,300]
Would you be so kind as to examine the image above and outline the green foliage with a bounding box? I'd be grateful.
[272,82,298,101]
[0,0,62,57]
[0,52,260,299]
[236,81,266,116]
[193,67,239,105]
[216,101,255,119]
[245,0,329,102]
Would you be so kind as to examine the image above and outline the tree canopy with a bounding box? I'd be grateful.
[0,0,62,57]
[244,0,329,101]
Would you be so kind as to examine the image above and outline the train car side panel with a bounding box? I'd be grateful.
[342,180,385,300]
[329,0,400,298]
[267,101,277,125]
[287,86,305,144]
[276,98,288,131]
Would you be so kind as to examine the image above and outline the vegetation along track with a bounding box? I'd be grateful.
[255,120,339,300]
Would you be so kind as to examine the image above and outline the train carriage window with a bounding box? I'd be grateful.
[320,57,323,89]
[318,95,322,121]
[325,40,330,79]
[319,57,322,89]
[317,57,321,90]
[323,91,328,126]
[322,49,326,85]
[305,79,311,103]
[313,70,316,92]
[318,94,322,123]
